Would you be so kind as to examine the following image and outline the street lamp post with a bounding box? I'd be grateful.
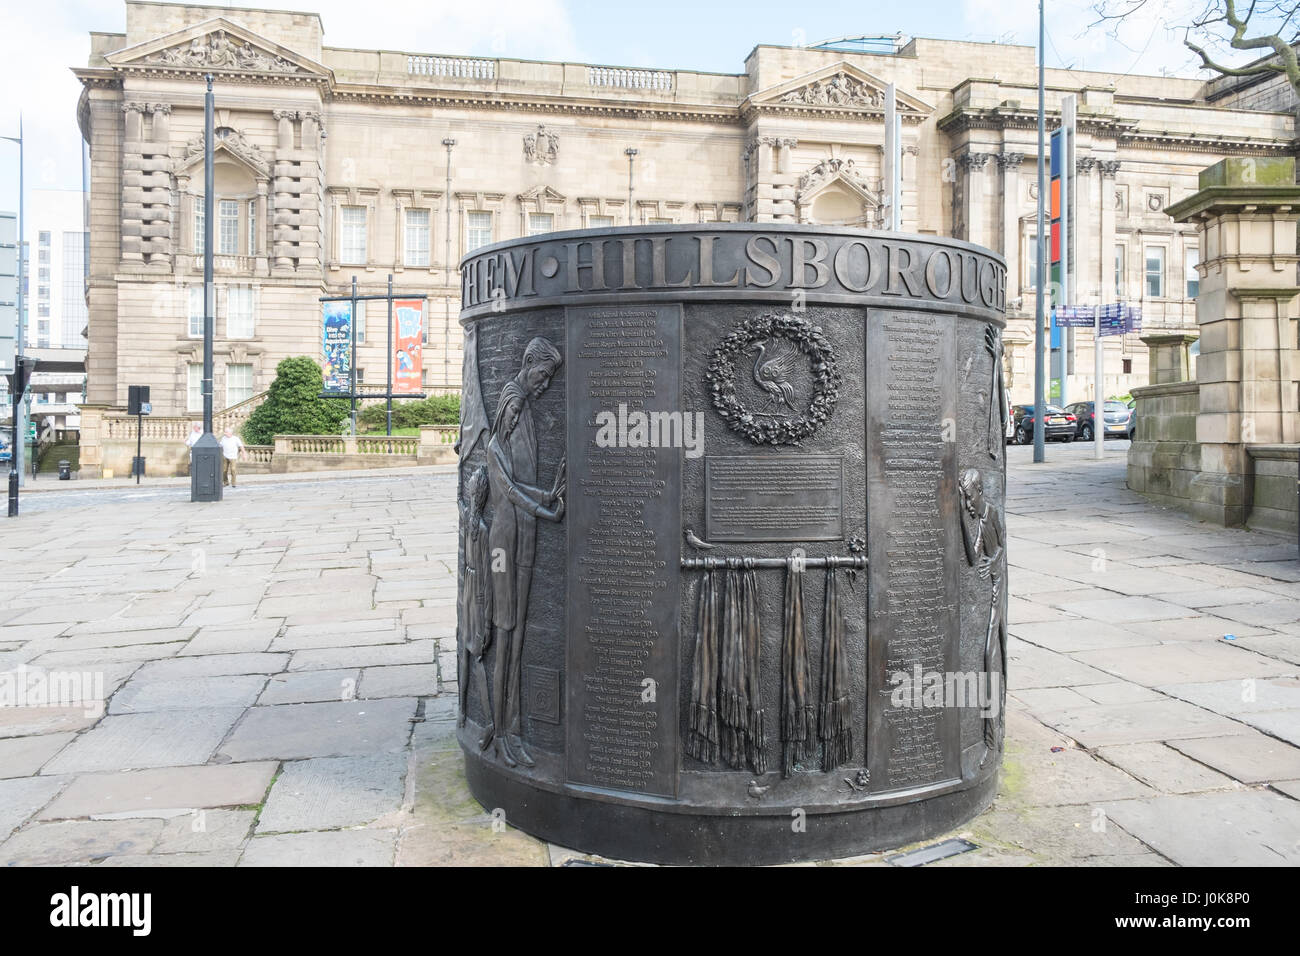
[3,117,25,515]
[1032,0,1048,463]
[442,137,455,389]
[625,147,637,225]
[190,74,222,501]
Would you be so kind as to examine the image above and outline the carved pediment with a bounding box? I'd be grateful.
[752,63,932,116]
[517,185,566,203]
[150,31,301,73]
[797,157,878,204]
[105,17,330,78]
[177,128,270,178]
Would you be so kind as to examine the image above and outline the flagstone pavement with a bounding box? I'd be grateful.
[1,442,1298,867]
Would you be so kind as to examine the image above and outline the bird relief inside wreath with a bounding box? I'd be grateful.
[706,312,843,446]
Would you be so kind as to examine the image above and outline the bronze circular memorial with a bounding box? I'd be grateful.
[454,224,1008,865]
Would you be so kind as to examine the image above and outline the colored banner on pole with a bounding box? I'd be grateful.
[392,298,424,395]
[322,300,352,393]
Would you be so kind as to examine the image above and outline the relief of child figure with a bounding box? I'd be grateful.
[457,465,495,752]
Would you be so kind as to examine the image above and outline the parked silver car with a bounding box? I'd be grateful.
[1064,400,1132,441]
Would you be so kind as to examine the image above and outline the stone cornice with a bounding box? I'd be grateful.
[329,85,744,123]
[938,106,1291,155]
[1168,185,1300,221]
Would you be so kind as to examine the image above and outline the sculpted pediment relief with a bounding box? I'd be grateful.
[753,63,931,115]
[796,157,879,204]
[176,128,270,178]
[106,17,329,78]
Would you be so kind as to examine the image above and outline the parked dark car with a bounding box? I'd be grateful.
[1064,400,1133,441]
[1010,404,1077,444]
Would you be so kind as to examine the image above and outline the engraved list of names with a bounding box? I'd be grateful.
[565,304,681,797]
[866,310,961,792]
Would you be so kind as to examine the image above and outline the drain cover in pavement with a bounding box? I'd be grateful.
[884,838,979,867]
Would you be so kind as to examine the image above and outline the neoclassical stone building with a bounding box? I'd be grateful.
[76,1,1296,420]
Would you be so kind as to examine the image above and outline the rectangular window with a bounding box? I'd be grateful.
[227,286,254,338]
[588,215,614,228]
[188,286,204,338]
[1025,234,1039,292]
[1185,248,1199,298]
[466,211,492,252]
[354,300,366,345]
[38,248,49,264]
[648,217,673,224]
[38,268,49,282]
[340,205,367,264]
[1122,358,1133,374]
[1144,246,1165,298]
[38,231,50,245]
[187,364,203,412]
[226,363,254,407]
[405,209,431,267]
[527,213,553,236]
[248,201,257,256]
[1114,244,1125,298]
[218,200,239,255]
[193,197,205,254]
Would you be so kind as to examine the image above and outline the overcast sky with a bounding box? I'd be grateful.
[0,0,1218,220]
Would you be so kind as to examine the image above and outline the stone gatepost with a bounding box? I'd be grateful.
[1167,157,1300,526]
[1141,332,1198,385]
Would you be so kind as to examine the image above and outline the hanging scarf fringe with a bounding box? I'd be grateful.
[687,570,720,765]
[780,560,815,778]
[819,564,854,772]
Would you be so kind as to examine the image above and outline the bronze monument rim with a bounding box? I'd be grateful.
[457,223,1009,326]
[459,221,1011,267]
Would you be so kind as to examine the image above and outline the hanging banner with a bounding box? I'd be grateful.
[322,300,352,393]
[392,298,424,395]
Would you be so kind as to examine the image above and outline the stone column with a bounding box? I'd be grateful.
[1141,332,1198,385]
[959,151,992,247]
[1167,155,1300,526]
[996,152,1023,290]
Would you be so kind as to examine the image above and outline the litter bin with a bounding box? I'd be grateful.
[58,460,71,480]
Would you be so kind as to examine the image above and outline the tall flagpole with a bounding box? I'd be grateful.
[1033,0,1047,463]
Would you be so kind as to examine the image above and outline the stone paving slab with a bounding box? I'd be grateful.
[216,698,417,762]
[1100,790,1300,866]
[0,776,69,842]
[42,708,246,774]
[39,762,278,819]
[257,753,408,833]
[1034,699,1246,748]
[0,733,76,778]
[1071,642,1297,685]
[1167,732,1300,784]
[1094,742,1238,794]
[258,669,360,706]
[108,674,268,714]
[0,818,165,866]
[240,829,398,867]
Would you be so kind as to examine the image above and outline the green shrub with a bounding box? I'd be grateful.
[241,356,350,444]
[358,393,460,431]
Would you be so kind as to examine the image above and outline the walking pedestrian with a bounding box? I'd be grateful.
[219,426,244,487]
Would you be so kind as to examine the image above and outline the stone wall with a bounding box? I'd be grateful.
[1246,445,1300,534]
[1127,381,1202,508]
